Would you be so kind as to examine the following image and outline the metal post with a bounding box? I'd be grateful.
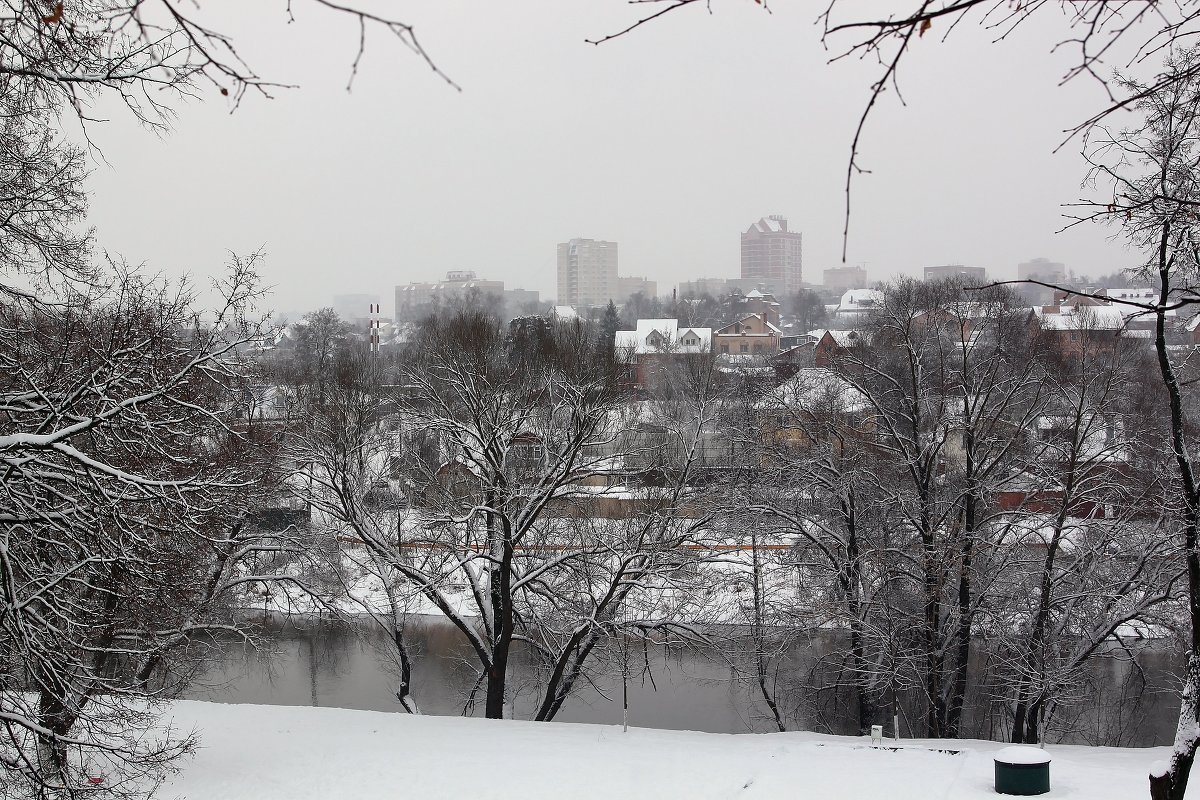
[368,302,380,384]
[622,605,630,733]
[622,666,628,733]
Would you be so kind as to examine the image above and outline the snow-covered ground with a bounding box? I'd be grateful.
[162,700,1169,799]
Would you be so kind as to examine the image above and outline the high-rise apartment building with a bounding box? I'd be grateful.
[741,216,803,296]
[823,266,867,291]
[924,264,988,283]
[332,293,381,326]
[394,270,504,320]
[1018,258,1066,284]
[677,278,731,298]
[557,238,618,309]
[1017,257,1067,305]
[618,276,657,302]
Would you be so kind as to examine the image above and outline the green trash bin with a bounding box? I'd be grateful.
[994,746,1051,796]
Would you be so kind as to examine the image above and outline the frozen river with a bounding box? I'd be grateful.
[187,613,1183,745]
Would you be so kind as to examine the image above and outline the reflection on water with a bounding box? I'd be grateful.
[187,614,769,733]
[186,613,1183,744]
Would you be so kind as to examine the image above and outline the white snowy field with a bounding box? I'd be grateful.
[161,700,1172,800]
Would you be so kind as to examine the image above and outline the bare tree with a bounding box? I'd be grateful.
[0,257,325,798]
[0,1,460,795]
[737,364,884,734]
[277,336,426,714]
[833,279,983,738]
[0,80,90,285]
[1,0,454,130]
[286,311,727,720]
[985,325,1180,744]
[1067,46,1200,799]
[822,279,1049,738]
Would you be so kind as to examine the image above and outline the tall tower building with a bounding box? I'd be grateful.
[1017,257,1066,285]
[1017,257,1067,305]
[924,264,988,283]
[557,238,618,309]
[741,216,802,296]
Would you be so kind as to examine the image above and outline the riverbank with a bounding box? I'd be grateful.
[192,612,1182,744]
[162,700,1168,799]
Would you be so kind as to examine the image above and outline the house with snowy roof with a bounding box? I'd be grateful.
[614,318,712,390]
[713,312,781,357]
[770,333,825,379]
[725,288,783,327]
[551,305,579,321]
[1184,313,1200,344]
[1028,303,1127,357]
[754,367,874,451]
[814,329,871,368]
[832,289,884,326]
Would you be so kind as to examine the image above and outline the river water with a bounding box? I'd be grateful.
[186,613,1183,746]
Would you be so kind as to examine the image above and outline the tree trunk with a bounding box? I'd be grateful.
[36,689,72,787]
[947,484,976,738]
[1012,698,1029,745]
[849,617,871,734]
[1027,698,1043,745]
[750,530,786,732]
[485,507,514,719]
[1152,228,1200,800]
[923,531,945,738]
[842,492,873,734]
[534,631,601,722]
[1153,653,1200,800]
[484,591,511,718]
[394,625,419,713]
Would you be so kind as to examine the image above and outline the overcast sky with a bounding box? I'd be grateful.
[80,1,1142,318]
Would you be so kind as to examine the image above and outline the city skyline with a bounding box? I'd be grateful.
[316,241,1088,322]
[79,3,1136,316]
[8,1,1200,790]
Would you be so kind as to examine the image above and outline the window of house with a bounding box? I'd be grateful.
[721,345,729,354]
[740,343,749,353]
[512,441,544,466]
[754,343,763,352]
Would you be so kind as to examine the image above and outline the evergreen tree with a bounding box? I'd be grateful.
[597,300,622,362]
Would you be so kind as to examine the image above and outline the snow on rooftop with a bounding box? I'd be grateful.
[825,329,872,347]
[1036,291,1175,329]
[1036,305,1127,331]
[746,215,789,234]
[759,367,869,413]
[1103,287,1156,301]
[614,318,711,361]
[999,514,1091,552]
[837,289,884,313]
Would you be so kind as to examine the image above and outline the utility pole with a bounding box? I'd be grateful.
[368,302,381,384]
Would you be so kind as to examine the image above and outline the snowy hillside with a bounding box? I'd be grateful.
[162,701,1171,799]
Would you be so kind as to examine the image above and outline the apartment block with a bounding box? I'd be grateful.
[741,216,803,296]
[557,238,619,310]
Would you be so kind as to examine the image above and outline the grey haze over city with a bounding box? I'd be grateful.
[79,1,1135,318]
[21,2,1200,797]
